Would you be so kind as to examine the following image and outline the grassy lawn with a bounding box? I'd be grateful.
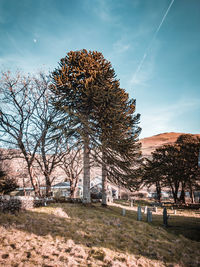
[0,202,199,266]
[114,199,200,242]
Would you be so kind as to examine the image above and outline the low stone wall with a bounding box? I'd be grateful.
[0,195,46,213]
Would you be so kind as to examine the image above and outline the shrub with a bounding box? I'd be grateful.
[0,171,18,195]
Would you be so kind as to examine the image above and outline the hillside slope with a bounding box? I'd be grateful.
[140,132,200,157]
[0,203,199,267]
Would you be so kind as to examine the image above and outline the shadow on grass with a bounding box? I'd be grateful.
[0,203,200,266]
[149,212,200,242]
[114,200,200,242]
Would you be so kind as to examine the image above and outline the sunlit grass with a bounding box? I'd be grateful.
[0,202,199,266]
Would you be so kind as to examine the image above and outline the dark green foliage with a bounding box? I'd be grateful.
[142,134,200,203]
[175,134,200,203]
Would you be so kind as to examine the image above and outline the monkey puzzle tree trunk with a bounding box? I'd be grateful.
[102,149,108,206]
[82,136,91,203]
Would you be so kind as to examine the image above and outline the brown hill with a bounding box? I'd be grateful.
[140,132,200,157]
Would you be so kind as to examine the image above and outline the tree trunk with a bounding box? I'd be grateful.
[118,185,121,199]
[28,165,40,197]
[179,183,186,204]
[101,150,108,206]
[156,181,161,203]
[170,184,179,204]
[170,185,176,203]
[174,185,179,204]
[23,177,26,196]
[70,178,78,198]
[82,136,91,203]
[70,188,76,198]
[190,187,194,203]
[173,191,178,203]
[45,174,51,197]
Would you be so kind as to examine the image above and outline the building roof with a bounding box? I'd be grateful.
[52,182,70,188]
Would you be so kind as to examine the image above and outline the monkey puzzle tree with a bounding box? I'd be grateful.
[51,49,141,204]
[93,90,142,205]
[51,50,112,203]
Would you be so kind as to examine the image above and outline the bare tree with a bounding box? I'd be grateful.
[0,71,46,195]
[60,144,83,198]
[28,75,69,197]
[0,71,83,197]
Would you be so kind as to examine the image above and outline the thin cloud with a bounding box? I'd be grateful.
[85,0,119,23]
[129,46,157,87]
[6,32,24,55]
[132,0,175,83]
[113,39,130,54]
[140,97,200,138]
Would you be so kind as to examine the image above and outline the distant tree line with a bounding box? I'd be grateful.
[141,134,200,203]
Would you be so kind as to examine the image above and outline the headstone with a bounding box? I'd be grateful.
[150,210,152,221]
[122,208,126,216]
[174,210,176,215]
[3,195,10,201]
[144,206,148,214]
[137,205,142,221]
[147,208,152,222]
[163,207,168,226]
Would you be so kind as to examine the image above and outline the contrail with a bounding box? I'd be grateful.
[154,0,175,36]
[132,0,175,82]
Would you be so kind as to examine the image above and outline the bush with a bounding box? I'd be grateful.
[91,192,102,199]
[0,171,18,195]
[132,192,148,199]
[0,196,46,213]
[53,196,66,203]
[120,192,129,200]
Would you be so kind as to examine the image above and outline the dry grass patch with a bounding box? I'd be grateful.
[0,203,199,266]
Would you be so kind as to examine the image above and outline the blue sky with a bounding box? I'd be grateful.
[0,0,199,138]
